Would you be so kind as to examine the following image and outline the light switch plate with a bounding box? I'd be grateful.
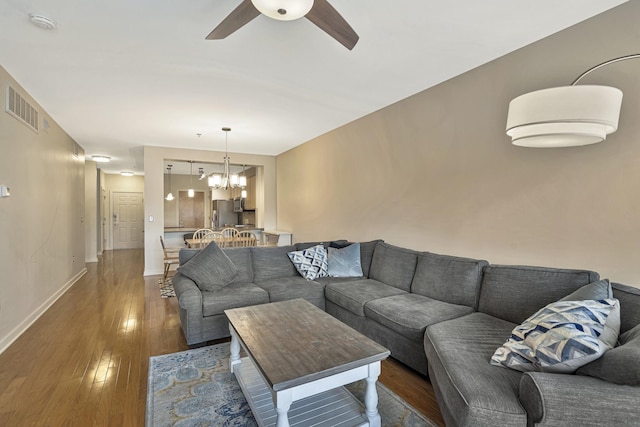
[0,185,10,198]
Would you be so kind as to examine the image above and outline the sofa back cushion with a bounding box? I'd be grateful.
[411,252,488,308]
[360,239,383,277]
[612,282,640,334]
[368,242,418,292]
[251,245,298,281]
[223,247,254,284]
[478,265,599,324]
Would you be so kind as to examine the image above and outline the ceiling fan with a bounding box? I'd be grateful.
[205,0,359,50]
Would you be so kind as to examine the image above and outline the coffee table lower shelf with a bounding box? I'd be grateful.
[235,356,369,427]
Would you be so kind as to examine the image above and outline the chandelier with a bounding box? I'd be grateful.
[208,127,247,190]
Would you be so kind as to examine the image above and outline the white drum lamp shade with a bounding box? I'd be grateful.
[506,85,623,148]
[251,0,314,20]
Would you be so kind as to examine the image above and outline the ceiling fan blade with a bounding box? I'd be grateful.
[305,0,359,50]
[205,0,261,40]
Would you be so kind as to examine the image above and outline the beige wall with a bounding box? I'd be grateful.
[144,146,276,276]
[276,2,640,286]
[0,66,86,353]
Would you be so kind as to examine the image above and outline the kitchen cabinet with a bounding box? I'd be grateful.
[244,175,256,210]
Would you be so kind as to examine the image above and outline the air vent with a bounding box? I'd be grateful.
[6,84,39,133]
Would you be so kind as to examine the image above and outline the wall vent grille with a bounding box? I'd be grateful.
[5,84,39,133]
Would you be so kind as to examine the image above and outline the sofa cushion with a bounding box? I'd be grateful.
[490,299,620,374]
[315,276,364,286]
[359,239,383,277]
[177,242,238,292]
[328,243,363,278]
[202,282,269,317]
[424,312,527,426]
[577,322,640,385]
[251,245,298,281]
[364,293,474,342]
[411,252,487,308]
[223,247,254,284]
[612,282,640,334]
[368,243,418,292]
[478,265,599,324]
[324,279,406,317]
[287,244,328,280]
[255,277,325,306]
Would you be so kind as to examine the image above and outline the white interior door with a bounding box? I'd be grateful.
[113,192,144,250]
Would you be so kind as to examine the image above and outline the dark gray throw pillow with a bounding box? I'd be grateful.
[560,278,612,301]
[177,242,238,292]
[576,322,640,385]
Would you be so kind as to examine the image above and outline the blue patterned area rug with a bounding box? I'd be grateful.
[146,343,437,427]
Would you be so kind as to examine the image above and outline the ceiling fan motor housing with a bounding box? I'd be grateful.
[251,0,314,21]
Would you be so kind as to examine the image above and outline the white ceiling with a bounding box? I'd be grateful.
[0,0,626,175]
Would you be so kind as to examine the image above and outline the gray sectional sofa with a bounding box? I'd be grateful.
[172,239,640,426]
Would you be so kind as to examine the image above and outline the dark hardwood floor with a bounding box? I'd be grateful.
[0,249,445,426]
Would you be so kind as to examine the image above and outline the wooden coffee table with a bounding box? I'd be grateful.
[225,299,390,427]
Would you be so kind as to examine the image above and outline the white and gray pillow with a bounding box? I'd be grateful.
[491,298,620,373]
[287,244,328,281]
[328,243,363,278]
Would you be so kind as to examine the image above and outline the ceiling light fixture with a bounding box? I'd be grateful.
[208,128,244,192]
[92,155,111,163]
[251,0,314,21]
[28,13,57,30]
[505,54,640,148]
[120,171,134,177]
[165,165,174,201]
[188,161,195,198]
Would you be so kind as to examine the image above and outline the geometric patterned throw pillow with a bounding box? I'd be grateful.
[490,299,620,374]
[287,244,328,281]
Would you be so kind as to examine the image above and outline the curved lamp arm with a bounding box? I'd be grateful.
[571,53,640,85]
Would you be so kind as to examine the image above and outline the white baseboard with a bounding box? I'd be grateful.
[0,268,88,355]
[86,257,99,263]
[144,269,164,277]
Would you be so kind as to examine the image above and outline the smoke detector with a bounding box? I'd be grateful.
[29,13,57,30]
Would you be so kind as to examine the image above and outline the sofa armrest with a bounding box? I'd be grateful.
[171,273,205,345]
[172,272,203,312]
[519,372,640,426]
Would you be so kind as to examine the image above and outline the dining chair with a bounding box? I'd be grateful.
[235,231,257,247]
[159,235,181,285]
[219,227,239,247]
[201,231,226,247]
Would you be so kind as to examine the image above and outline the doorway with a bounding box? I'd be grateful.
[112,191,144,249]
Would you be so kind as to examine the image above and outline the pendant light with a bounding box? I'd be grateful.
[208,128,243,191]
[165,165,175,201]
[188,161,195,198]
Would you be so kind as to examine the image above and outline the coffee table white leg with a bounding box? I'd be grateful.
[229,325,241,374]
[274,389,292,427]
[364,362,382,427]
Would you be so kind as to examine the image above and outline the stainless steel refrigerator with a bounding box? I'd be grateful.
[211,199,238,229]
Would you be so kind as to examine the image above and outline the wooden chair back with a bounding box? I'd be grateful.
[234,231,257,247]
